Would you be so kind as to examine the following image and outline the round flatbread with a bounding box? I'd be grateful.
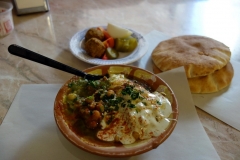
[188,62,234,93]
[152,62,234,94]
[151,35,231,78]
[152,62,162,74]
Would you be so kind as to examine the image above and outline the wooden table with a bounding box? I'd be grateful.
[1,0,240,159]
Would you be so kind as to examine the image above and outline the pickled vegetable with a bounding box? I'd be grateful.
[106,47,119,59]
[102,54,108,60]
[114,36,138,52]
[103,37,114,48]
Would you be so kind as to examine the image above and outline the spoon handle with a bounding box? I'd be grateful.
[8,44,87,78]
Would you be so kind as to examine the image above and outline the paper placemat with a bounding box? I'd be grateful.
[192,60,240,131]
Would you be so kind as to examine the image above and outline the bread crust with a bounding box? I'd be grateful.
[152,62,234,94]
[188,62,234,93]
[151,35,231,78]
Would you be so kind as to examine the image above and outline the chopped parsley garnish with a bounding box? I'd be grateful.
[128,103,136,108]
[157,100,162,105]
[122,84,141,101]
[131,91,140,100]
[121,85,134,95]
[121,103,126,108]
[88,80,99,88]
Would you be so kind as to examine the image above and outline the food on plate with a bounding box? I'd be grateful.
[83,23,138,60]
[151,35,233,93]
[85,28,105,41]
[103,37,114,48]
[61,74,173,144]
[107,23,133,38]
[97,27,111,39]
[85,38,106,58]
[105,47,119,59]
[115,36,138,52]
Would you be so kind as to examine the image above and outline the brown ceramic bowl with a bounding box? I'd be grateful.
[54,65,178,157]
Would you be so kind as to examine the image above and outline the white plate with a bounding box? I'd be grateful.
[69,26,148,65]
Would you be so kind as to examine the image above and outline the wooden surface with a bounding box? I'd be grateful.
[0,0,240,159]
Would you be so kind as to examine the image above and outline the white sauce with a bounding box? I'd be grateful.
[97,74,172,144]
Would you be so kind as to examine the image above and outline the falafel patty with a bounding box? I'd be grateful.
[85,38,106,58]
[85,28,105,41]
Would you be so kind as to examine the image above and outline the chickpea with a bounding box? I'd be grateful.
[107,90,115,97]
[95,102,104,112]
[85,96,94,104]
[91,110,101,121]
[82,108,90,118]
[88,101,96,110]
[88,121,98,129]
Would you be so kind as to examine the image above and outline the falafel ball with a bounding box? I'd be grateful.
[85,28,105,41]
[85,38,106,58]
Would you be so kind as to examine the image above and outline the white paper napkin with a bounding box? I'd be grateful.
[192,60,240,131]
[0,30,220,160]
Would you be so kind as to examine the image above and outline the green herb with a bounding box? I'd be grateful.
[128,103,136,108]
[138,95,144,100]
[88,80,99,89]
[102,94,114,101]
[68,82,74,88]
[157,100,162,105]
[87,95,94,100]
[121,85,133,95]
[108,99,118,106]
[121,102,126,108]
[108,97,123,109]
[99,80,110,89]
[131,91,139,100]
[116,97,124,103]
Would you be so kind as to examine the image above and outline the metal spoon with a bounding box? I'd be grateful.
[8,44,104,80]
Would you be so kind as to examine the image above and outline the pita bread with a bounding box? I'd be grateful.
[152,62,163,74]
[151,35,231,78]
[152,62,234,94]
[188,62,234,93]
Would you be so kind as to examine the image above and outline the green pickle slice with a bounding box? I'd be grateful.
[106,47,119,59]
[114,36,138,52]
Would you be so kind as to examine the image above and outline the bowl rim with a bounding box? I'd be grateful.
[54,64,178,157]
